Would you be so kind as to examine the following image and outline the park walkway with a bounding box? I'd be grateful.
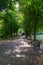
[0,36,43,65]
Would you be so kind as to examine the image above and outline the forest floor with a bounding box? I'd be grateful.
[0,35,43,65]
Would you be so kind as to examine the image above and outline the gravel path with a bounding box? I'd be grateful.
[0,36,43,65]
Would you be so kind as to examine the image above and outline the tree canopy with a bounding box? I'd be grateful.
[0,0,43,39]
[18,0,43,39]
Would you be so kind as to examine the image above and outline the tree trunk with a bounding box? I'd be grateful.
[29,21,32,40]
[34,22,37,40]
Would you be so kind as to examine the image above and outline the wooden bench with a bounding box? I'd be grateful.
[32,40,41,50]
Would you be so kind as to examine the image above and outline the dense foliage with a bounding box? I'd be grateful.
[0,0,43,39]
[18,0,43,40]
[0,0,19,38]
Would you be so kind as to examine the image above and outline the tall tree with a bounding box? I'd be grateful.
[18,0,43,40]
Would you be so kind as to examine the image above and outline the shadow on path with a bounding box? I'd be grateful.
[0,36,43,65]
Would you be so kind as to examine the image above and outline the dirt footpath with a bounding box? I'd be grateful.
[0,36,43,65]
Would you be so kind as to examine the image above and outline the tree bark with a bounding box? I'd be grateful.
[29,27,31,40]
[34,22,37,40]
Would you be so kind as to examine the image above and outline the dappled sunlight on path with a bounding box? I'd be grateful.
[0,36,43,65]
